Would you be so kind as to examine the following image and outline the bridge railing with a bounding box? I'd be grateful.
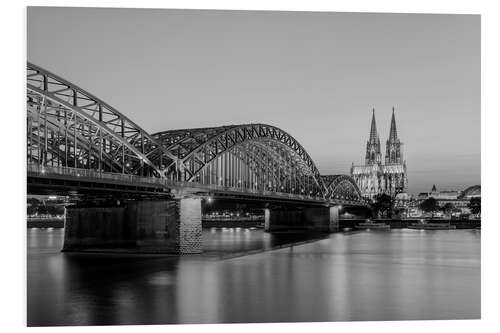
[27,163,166,186]
[27,163,328,202]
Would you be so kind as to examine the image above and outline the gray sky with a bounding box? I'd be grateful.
[27,7,480,195]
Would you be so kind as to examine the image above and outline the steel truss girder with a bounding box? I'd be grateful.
[191,139,321,193]
[232,141,321,195]
[27,84,157,174]
[27,90,133,173]
[184,137,324,196]
[155,124,326,191]
[27,108,122,172]
[27,63,176,178]
[233,145,304,193]
[323,175,362,200]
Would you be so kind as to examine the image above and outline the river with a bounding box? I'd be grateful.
[27,227,480,326]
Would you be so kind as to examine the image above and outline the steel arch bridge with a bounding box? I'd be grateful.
[321,175,363,202]
[458,185,481,199]
[27,63,364,204]
[152,124,325,197]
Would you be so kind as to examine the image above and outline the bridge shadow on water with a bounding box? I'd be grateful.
[202,227,330,259]
[27,227,330,326]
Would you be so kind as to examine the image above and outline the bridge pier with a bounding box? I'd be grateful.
[264,205,340,233]
[63,197,202,254]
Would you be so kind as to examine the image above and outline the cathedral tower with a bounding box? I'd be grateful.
[352,107,408,199]
[385,107,403,164]
[365,108,382,165]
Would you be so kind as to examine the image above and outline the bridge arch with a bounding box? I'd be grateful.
[27,62,176,177]
[153,124,327,196]
[321,175,363,202]
[459,185,481,199]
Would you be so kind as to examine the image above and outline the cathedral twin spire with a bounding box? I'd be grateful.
[369,108,380,144]
[365,107,402,165]
[365,108,382,165]
[353,107,408,198]
[388,107,398,142]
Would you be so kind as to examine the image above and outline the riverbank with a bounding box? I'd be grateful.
[27,217,481,230]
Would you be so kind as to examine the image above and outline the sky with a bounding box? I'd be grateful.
[27,7,480,195]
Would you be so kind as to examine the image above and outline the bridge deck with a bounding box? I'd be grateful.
[27,164,365,206]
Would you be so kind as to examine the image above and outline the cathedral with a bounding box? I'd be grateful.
[350,108,408,200]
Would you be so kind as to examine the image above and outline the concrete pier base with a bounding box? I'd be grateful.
[264,206,340,233]
[63,198,202,254]
[328,206,340,232]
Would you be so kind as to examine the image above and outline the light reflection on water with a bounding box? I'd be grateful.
[27,228,480,326]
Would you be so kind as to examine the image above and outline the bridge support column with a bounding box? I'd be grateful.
[263,205,340,233]
[131,197,202,254]
[264,208,271,232]
[63,197,202,254]
[329,206,340,232]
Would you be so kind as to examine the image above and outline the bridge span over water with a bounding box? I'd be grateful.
[27,62,367,254]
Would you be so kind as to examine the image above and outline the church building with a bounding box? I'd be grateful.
[350,108,408,200]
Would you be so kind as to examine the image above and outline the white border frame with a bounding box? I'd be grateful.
[2,1,498,332]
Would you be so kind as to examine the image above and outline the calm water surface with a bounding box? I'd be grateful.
[27,227,480,326]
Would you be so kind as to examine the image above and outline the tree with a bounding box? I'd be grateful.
[37,204,48,215]
[468,197,481,215]
[27,198,40,216]
[47,205,65,216]
[441,202,455,215]
[419,197,439,217]
[371,193,394,218]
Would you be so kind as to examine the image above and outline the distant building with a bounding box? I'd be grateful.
[412,184,481,216]
[427,184,461,200]
[426,184,467,211]
[351,108,408,199]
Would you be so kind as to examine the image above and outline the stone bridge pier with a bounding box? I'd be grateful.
[264,205,340,233]
[63,196,203,254]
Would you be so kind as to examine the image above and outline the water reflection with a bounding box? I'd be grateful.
[27,228,480,326]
